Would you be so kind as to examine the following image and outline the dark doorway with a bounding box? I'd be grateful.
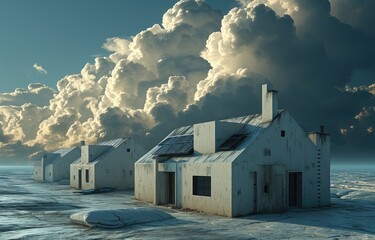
[289,172,302,207]
[78,169,82,190]
[167,172,175,205]
[253,171,257,213]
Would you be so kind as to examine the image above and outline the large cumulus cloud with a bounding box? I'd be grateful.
[0,84,54,162]
[0,0,374,163]
[0,83,55,107]
[174,0,374,156]
[0,0,223,160]
[330,0,375,37]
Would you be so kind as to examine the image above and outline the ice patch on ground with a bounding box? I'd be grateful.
[70,208,173,228]
[1,166,374,239]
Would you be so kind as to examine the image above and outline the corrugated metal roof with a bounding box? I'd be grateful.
[71,157,81,166]
[98,138,128,148]
[45,147,79,166]
[137,111,284,164]
[72,138,129,166]
[53,147,77,157]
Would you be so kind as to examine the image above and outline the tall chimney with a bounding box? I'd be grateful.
[80,140,85,147]
[262,84,278,122]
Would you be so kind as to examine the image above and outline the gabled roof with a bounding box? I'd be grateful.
[71,138,129,166]
[54,147,77,157]
[46,147,80,166]
[137,110,285,164]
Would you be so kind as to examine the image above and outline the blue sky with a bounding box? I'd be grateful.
[0,0,237,93]
[0,0,374,163]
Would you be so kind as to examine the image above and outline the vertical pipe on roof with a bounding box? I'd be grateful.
[262,84,278,123]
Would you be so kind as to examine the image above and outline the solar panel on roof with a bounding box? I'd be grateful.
[154,135,193,157]
[218,133,247,151]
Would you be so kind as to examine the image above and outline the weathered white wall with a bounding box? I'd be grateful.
[93,139,144,190]
[232,110,321,217]
[136,160,233,217]
[81,164,96,190]
[70,162,80,189]
[52,148,80,182]
[135,163,154,202]
[179,162,233,217]
[71,139,145,190]
[194,121,216,154]
[35,153,58,181]
[44,148,80,182]
[44,164,54,182]
[33,164,43,181]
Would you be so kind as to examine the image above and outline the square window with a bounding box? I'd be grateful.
[193,176,211,197]
[127,148,131,152]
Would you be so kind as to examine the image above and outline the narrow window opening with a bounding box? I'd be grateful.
[193,176,211,197]
[263,148,271,156]
[281,130,285,137]
[85,169,89,182]
[73,175,75,180]
[264,184,269,193]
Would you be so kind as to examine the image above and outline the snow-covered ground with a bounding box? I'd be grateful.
[0,165,374,239]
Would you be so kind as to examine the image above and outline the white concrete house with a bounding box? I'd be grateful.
[33,147,80,182]
[135,84,330,217]
[70,138,145,190]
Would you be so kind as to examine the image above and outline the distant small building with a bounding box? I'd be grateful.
[33,147,81,182]
[70,138,145,190]
[34,161,43,181]
[135,84,330,217]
